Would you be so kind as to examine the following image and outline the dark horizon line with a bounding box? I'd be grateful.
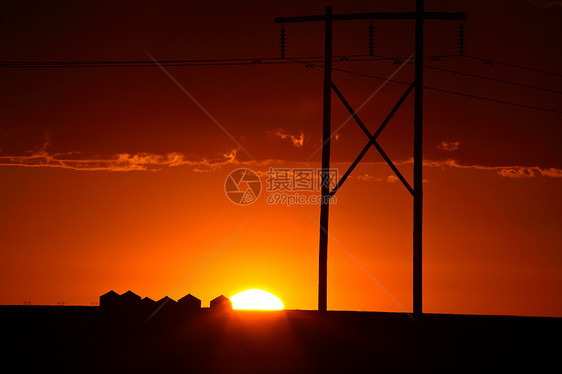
[1,304,559,319]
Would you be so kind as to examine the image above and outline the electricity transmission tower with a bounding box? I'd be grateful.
[275,0,466,317]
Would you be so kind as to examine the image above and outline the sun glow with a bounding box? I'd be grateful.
[230,289,284,310]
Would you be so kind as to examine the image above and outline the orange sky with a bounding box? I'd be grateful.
[0,0,560,316]
[1,160,560,316]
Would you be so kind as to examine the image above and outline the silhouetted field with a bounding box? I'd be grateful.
[1,306,560,373]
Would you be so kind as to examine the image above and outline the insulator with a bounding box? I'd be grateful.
[457,23,465,56]
[280,26,287,59]
[368,23,375,56]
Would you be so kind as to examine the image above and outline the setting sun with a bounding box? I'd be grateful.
[230,289,284,310]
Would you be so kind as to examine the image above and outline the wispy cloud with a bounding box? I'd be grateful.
[438,140,460,151]
[387,175,399,183]
[356,174,399,183]
[536,168,562,178]
[423,159,562,179]
[267,129,305,148]
[0,149,241,172]
[2,144,561,181]
[351,159,562,183]
[498,167,562,178]
[497,167,536,178]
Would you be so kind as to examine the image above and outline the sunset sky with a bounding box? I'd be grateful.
[0,0,560,317]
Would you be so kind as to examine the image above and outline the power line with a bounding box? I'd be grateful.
[0,54,372,67]
[425,86,562,114]
[0,54,455,68]
[3,54,558,96]
[373,54,562,94]
[464,55,562,78]
[426,64,562,94]
[289,58,562,114]
[1,54,560,114]
[6,53,555,81]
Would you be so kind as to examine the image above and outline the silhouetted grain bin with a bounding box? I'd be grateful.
[210,295,232,311]
[140,297,157,317]
[99,290,119,310]
[120,290,141,306]
[178,293,201,313]
[155,296,177,316]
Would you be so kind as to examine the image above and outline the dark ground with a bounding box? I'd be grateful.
[1,306,560,373]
